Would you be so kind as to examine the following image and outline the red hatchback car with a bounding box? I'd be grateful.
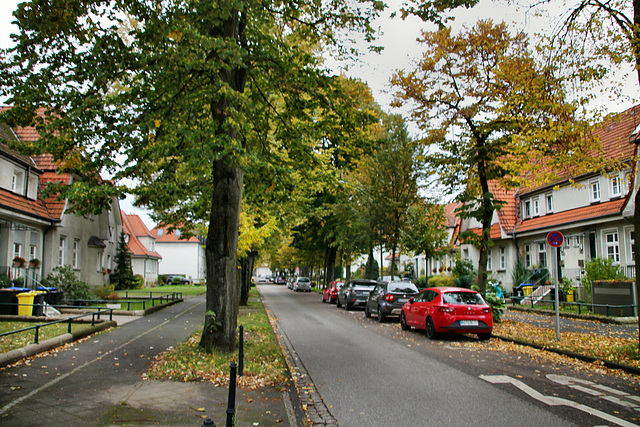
[400,287,493,340]
[322,280,345,304]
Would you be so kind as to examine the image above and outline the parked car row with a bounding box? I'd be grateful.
[319,278,493,341]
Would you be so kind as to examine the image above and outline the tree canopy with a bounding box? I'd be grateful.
[0,0,384,352]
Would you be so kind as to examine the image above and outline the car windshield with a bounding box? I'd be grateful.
[442,292,485,305]
[388,282,418,293]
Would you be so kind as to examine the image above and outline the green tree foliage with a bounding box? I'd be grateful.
[391,20,596,293]
[111,232,138,291]
[0,0,384,353]
[583,257,629,295]
[401,199,449,287]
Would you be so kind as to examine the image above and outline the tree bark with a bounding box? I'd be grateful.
[200,159,243,352]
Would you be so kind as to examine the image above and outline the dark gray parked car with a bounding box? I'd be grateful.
[365,281,419,322]
[336,279,378,310]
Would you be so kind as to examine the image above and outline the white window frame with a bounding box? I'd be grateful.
[524,244,532,267]
[604,230,620,264]
[499,247,506,270]
[58,236,66,267]
[590,179,601,202]
[73,239,80,269]
[546,194,553,213]
[523,200,531,219]
[624,226,634,264]
[29,246,37,261]
[97,251,104,272]
[11,170,22,192]
[610,175,621,198]
[487,250,492,271]
[13,243,22,260]
[538,243,547,267]
[532,198,539,216]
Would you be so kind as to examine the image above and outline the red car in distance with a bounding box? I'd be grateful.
[400,287,493,341]
[322,280,345,304]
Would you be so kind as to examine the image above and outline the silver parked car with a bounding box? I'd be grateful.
[293,277,311,292]
[336,279,377,310]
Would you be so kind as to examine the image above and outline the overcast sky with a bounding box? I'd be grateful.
[1,0,638,227]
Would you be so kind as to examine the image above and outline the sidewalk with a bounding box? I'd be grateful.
[0,294,299,426]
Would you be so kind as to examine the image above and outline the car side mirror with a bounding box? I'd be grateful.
[408,297,414,304]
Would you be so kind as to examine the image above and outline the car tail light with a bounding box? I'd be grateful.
[384,294,395,302]
[437,306,455,313]
[483,307,492,313]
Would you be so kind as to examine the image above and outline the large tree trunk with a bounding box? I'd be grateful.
[200,160,243,352]
[199,9,247,353]
[324,246,337,288]
[239,254,255,306]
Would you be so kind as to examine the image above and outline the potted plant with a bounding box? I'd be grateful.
[29,258,41,268]
[13,256,26,268]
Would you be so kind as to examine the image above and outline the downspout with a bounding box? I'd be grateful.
[512,187,521,263]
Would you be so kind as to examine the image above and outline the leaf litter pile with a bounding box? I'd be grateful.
[146,307,289,390]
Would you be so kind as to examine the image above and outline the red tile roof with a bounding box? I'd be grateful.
[122,213,162,259]
[515,198,627,233]
[152,225,203,243]
[0,187,55,221]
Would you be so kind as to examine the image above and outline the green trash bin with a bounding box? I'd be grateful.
[17,292,36,316]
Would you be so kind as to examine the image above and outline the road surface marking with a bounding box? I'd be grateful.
[547,375,640,412]
[480,375,639,427]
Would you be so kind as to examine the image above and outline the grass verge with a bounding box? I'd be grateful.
[145,287,289,389]
[0,321,76,353]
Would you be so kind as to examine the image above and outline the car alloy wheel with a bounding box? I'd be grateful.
[400,312,410,331]
[364,305,371,318]
[377,306,386,323]
[426,317,438,340]
[336,299,342,308]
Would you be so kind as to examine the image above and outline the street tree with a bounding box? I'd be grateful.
[0,0,383,352]
[391,20,597,292]
[401,199,449,286]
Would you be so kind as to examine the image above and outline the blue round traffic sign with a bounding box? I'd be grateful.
[547,231,564,248]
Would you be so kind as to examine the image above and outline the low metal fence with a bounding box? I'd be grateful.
[65,292,183,311]
[0,308,114,345]
[510,297,637,316]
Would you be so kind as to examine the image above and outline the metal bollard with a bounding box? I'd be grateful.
[238,325,244,377]
[201,418,215,426]
[226,363,237,426]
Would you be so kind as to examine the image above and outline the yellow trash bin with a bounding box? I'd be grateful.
[523,286,533,296]
[566,290,575,302]
[17,292,37,316]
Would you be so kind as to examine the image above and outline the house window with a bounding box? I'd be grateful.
[590,180,601,202]
[605,231,620,263]
[523,200,531,219]
[631,230,635,261]
[13,243,22,259]
[175,229,181,237]
[11,171,22,192]
[97,251,104,271]
[499,247,506,270]
[546,194,553,213]
[29,246,37,261]
[533,198,539,216]
[73,239,80,269]
[106,254,112,270]
[524,244,532,267]
[58,237,66,266]
[157,229,164,236]
[574,236,582,248]
[538,243,547,267]
[611,175,621,197]
[487,250,492,271]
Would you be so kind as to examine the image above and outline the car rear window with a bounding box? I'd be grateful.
[388,282,418,293]
[298,278,310,283]
[442,292,485,305]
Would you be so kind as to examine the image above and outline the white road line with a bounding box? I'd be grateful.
[480,375,639,427]
[0,301,203,416]
[547,375,640,412]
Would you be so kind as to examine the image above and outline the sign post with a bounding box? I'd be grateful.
[547,231,564,340]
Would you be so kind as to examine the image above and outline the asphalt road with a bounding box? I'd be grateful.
[259,284,640,427]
